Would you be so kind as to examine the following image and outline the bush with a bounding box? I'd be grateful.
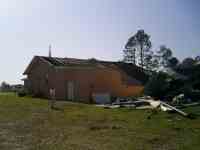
[144,72,170,100]
[17,90,27,97]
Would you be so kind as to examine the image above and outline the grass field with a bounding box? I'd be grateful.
[0,93,200,150]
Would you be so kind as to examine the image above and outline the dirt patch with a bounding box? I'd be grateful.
[0,121,32,150]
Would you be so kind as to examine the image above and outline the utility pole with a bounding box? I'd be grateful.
[49,45,52,57]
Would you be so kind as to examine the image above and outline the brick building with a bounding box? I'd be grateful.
[23,56,148,103]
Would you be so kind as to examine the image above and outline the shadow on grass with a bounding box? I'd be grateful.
[50,106,64,112]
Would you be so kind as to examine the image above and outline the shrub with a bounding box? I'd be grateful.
[144,72,170,100]
[17,89,27,97]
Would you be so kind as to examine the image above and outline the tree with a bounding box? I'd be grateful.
[124,29,152,68]
[144,72,170,99]
[0,81,11,92]
[143,51,153,70]
[175,57,196,76]
[195,55,200,62]
[167,57,179,69]
[123,48,136,64]
[176,57,200,84]
[181,57,196,68]
[157,45,173,68]
[173,56,200,100]
[143,50,159,72]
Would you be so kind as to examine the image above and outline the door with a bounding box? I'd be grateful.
[67,81,75,100]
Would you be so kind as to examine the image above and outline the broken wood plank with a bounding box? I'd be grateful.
[160,101,188,117]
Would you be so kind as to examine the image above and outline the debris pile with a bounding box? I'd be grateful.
[96,96,200,118]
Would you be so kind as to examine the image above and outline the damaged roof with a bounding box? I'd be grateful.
[41,56,92,66]
[24,56,149,85]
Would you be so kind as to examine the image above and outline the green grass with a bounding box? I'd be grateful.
[0,93,200,150]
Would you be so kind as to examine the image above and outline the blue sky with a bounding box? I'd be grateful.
[0,0,200,84]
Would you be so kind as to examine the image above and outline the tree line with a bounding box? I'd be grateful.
[123,29,200,101]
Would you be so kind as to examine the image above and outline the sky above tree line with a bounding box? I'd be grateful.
[0,0,200,84]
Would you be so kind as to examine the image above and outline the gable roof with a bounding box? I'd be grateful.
[24,56,148,85]
[40,56,114,67]
[114,62,149,84]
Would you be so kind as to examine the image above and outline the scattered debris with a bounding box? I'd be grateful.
[95,96,198,118]
[105,105,121,109]
[176,102,200,109]
[136,105,154,110]
[172,94,189,105]
[160,104,172,112]
[160,101,188,117]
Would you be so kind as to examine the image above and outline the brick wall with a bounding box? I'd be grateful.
[27,58,144,102]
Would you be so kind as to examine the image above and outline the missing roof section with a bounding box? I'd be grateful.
[41,57,65,66]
